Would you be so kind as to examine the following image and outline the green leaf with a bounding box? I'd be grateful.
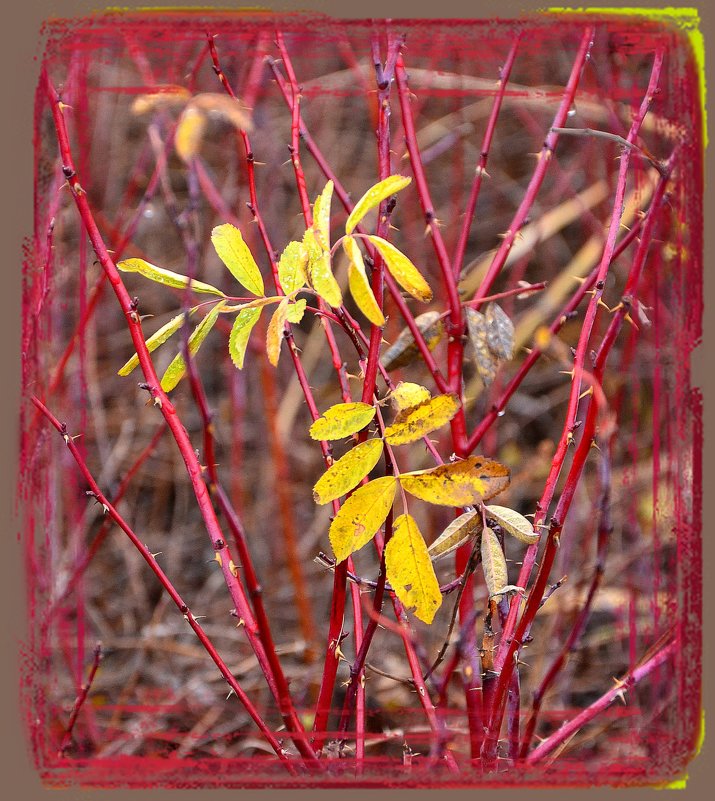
[118,258,226,297]
[211,223,265,297]
[344,236,385,326]
[481,526,509,600]
[428,510,483,562]
[309,401,376,441]
[160,301,226,392]
[313,439,384,505]
[367,235,432,302]
[286,298,307,325]
[399,456,510,507]
[385,513,442,624]
[228,307,262,369]
[345,175,412,235]
[278,240,308,295]
[118,307,198,377]
[266,296,291,367]
[384,393,461,446]
[484,505,539,545]
[330,476,397,563]
[304,228,342,308]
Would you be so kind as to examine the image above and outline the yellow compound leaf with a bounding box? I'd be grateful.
[390,381,432,412]
[309,401,376,441]
[228,307,262,369]
[266,296,291,366]
[384,393,461,446]
[211,224,265,297]
[345,174,412,234]
[428,510,483,562]
[313,439,384,505]
[330,477,397,563]
[367,235,432,302]
[385,514,442,624]
[286,298,307,325]
[484,505,539,545]
[399,456,510,507]
[278,240,309,295]
[304,228,342,308]
[160,301,226,392]
[131,85,191,115]
[174,105,207,163]
[381,311,444,371]
[312,180,334,251]
[344,236,385,326]
[118,306,198,377]
[118,258,226,297]
[481,526,509,599]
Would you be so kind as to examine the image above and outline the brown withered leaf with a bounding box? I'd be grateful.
[382,311,444,372]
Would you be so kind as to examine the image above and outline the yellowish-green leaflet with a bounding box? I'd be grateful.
[385,514,442,624]
[329,476,397,563]
[304,228,342,308]
[160,301,226,392]
[481,526,509,599]
[228,307,262,369]
[266,296,291,367]
[313,439,385,505]
[367,236,432,302]
[344,236,385,326]
[309,401,376,441]
[390,381,432,412]
[118,258,226,297]
[345,175,412,234]
[118,306,198,377]
[211,223,265,297]
[313,180,334,252]
[286,298,307,325]
[278,240,308,295]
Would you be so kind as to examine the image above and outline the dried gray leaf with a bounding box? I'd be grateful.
[485,505,539,545]
[485,303,515,361]
[466,307,499,386]
[382,311,444,372]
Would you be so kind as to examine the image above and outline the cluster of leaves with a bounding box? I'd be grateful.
[116,172,534,626]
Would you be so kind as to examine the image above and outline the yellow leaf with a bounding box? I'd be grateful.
[481,526,509,599]
[385,514,442,624]
[381,311,444,371]
[228,307,262,369]
[266,296,291,366]
[286,298,307,324]
[384,393,461,446]
[304,228,342,308]
[345,175,412,235]
[175,105,207,163]
[131,85,191,115]
[278,240,308,295]
[309,401,376,441]
[160,301,226,392]
[118,307,198,377]
[118,258,226,297]
[330,477,397,563]
[312,180,334,251]
[344,236,385,326]
[428,510,483,562]
[390,381,432,412]
[367,235,432,302]
[313,439,384,505]
[211,224,265,297]
[399,456,510,507]
[484,505,539,545]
